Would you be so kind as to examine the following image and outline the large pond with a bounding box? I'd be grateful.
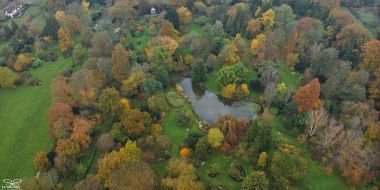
[179,78,260,124]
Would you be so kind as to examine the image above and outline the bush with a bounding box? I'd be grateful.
[38,51,57,62]
[166,92,185,108]
[228,162,245,182]
[0,67,19,88]
[208,163,221,177]
[32,59,42,68]
[175,110,193,127]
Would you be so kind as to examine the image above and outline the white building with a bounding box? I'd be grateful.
[4,3,24,18]
[150,7,156,15]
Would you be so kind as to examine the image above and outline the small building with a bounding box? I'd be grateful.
[150,7,156,15]
[3,1,26,18]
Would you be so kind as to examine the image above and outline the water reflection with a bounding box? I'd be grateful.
[179,78,259,124]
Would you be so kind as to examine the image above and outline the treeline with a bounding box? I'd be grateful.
[6,0,378,189]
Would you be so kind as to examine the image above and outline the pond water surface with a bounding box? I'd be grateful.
[179,78,259,124]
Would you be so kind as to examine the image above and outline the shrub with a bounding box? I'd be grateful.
[208,163,221,177]
[32,59,42,68]
[0,67,19,88]
[166,91,185,108]
[180,147,191,158]
[228,162,246,182]
[37,50,57,62]
[221,84,236,99]
[175,110,193,127]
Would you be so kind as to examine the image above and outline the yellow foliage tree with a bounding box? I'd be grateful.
[241,83,249,96]
[55,10,65,23]
[257,152,268,167]
[151,124,162,137]
[58,27,73,53]
[0,67,19,88]
[177,7,192,26]
[15,53,33,71]
[122,70,146,96]
[250,34,267,56]
[260,8,275,30]
[207,128,224,148]
[159,20,180,42]
[98,140,141,186]
[286,53,299,71]
[120,98,130,111]
[184,54,194,65]
[219,44,240,66]
[221,84,236,99]
[81,0,90,10]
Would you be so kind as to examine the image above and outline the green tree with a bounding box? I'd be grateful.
[242,171,269,190]
[4,25,14,39]
[98,88,121,119]
[194,137,211,161]
[144,77,163,96]
[191,59,207,83]
[148,95,168,115]
[165,8,180,30]
[218,63,249,86]
[152,64,170,87]
[270,151,307,189]
[43,16,60,40]
[247,118,272,152]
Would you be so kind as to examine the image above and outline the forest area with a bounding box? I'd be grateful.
[0,0,379,189]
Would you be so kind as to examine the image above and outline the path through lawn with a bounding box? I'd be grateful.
[0,56,71,180]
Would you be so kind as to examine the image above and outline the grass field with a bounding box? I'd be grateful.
[271,117,350,190]
[158,91,254,189]
[341,7,376,38]
[0,56,72,180]
[269,66,350,189]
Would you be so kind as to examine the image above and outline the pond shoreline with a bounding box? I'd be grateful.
[177,78,262,124]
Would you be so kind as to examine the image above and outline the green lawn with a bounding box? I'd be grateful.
[276,64,302,91]
[271,117,350,190]
[125,24,152,52]
[341,7,376,38]
[188,23,205,35]
[196,153,252,190]
[161,95,200,156]
[0,55,72,180]
[160,92,254,189]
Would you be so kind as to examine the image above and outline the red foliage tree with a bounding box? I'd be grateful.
[293,78,321,112]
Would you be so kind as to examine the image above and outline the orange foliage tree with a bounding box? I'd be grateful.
[34,151,51,172]
[112,44,130,83]
[70,117,94,151]
[180,147,191,158]
[58,27,73,53]
[292,78,321,112]
[48,102,74,135]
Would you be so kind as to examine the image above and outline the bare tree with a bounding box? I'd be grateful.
[260,66,278,89]
[319,119,344,148]
[306,107,328,136]
[264,82,276,108]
